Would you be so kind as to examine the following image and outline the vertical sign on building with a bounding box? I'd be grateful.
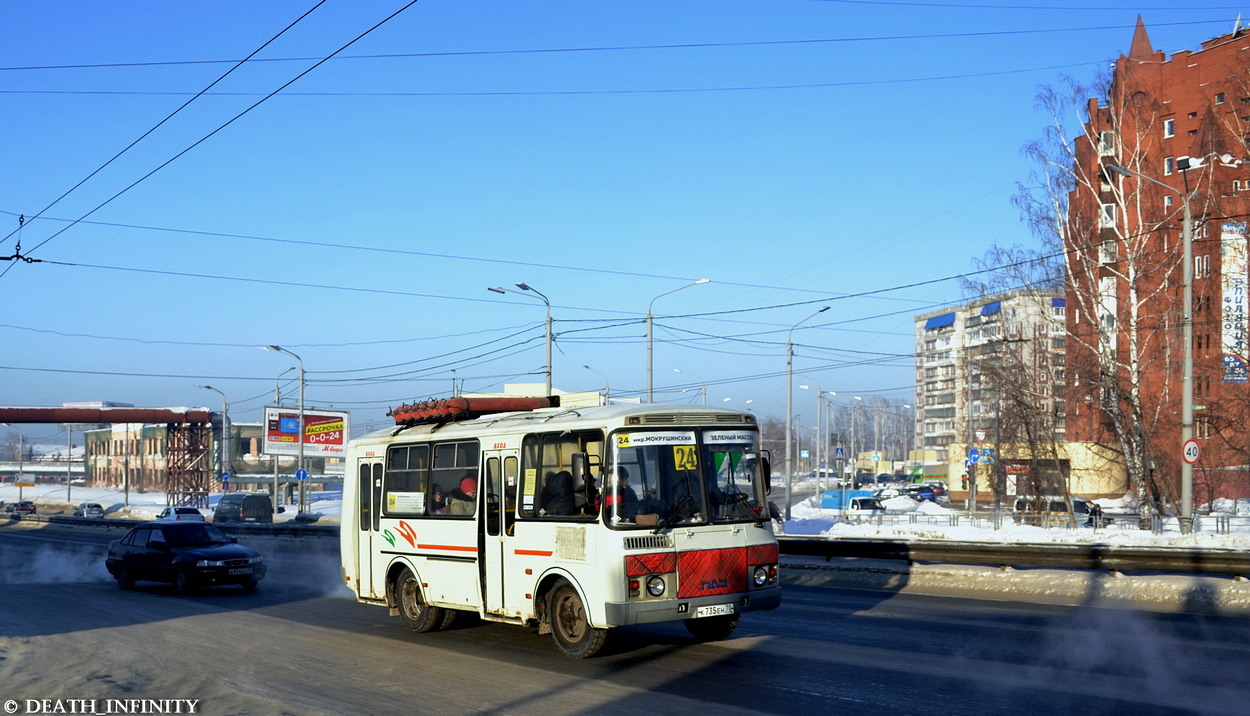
[1222,221,1249,382]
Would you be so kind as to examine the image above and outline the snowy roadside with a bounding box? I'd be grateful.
[781,488,1250,550]
[782,555,1250,615]
[0,483,342,524]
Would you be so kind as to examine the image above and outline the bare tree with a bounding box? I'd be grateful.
[1012,73,1189,526]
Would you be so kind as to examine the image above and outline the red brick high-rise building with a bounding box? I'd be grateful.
[1065,18,1250,508]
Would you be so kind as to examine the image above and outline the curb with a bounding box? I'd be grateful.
[782,557,1250,614]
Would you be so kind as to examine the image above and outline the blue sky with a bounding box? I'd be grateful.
[0,1,1242,436]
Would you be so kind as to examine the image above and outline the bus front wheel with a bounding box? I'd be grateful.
[397,570,445,633]
[549,583,607,659]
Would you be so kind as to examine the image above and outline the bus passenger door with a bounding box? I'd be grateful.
[481,450,519,615]
[356,461,383,599]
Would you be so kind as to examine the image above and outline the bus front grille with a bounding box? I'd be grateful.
[623,535,672,550]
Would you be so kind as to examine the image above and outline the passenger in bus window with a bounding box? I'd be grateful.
[604,467,639,520]
[448,476,477,515]
[428,484,447,515]
[540,470,576,516]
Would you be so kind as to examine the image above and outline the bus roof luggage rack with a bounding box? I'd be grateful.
[389,396,557,426]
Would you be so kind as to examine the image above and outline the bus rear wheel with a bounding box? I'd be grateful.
[397,569,445,633]
[684,614,738,641]
[550,583,607,658]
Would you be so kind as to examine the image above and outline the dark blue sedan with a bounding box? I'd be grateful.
[106,522,266,593]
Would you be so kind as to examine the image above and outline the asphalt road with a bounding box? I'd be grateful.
[2,522,1248,715]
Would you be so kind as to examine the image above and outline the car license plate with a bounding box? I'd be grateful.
[696,603,734,618]
[228,568,253,575]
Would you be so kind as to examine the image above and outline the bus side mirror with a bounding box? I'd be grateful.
[572,452,599,511]
[761,456,772,494]
[571,453,587,484]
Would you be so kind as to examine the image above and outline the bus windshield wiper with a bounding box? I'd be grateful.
[653,474,697,534]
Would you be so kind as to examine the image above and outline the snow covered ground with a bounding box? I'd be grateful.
[784,481,1250,549]
[0,482,341,523]
[5,478,1249,549]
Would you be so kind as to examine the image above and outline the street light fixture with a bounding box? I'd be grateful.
[1107,162,1196,533]
[673,368,707,406]
[488,283,553,395]
[275,366,295,406]
[799,378,826,492]
[195,385,229,488]
[583,364,610,404]
[647,279,710,402]
[262,345,305,514]
[785,306,830,520]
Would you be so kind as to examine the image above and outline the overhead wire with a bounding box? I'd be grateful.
[0,17,1228,74]
[0,0,424,276]
[0,0,329,249]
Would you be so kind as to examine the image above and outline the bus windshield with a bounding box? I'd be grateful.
[605,428,766,528]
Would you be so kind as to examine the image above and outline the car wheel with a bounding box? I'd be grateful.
[684,614,739,642]
[549,582,607,658]
[396,569,444,633]
[115,567,134,590]
[174,571,193,594]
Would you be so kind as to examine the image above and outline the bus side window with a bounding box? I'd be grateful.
[504,455,518,535]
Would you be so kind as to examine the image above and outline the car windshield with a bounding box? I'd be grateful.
[605,428,767,529]
[162,523,230,547]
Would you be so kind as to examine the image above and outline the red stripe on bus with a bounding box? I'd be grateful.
[417,543,478,553]
[514,549,554,557]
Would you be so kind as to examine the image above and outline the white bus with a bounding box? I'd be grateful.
[340,397,782,658]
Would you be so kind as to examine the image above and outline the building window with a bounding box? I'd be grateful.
[1164,195,1174,208]
[1196,417,1211,439]
[1164,156,1175,175]
[1098,130,1116,156]
[1164,118,1175,138]
[1100,203,1116,228]
[1195,255,1210,278]
[1216,92,1226,105]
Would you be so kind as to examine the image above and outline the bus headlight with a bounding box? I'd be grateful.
[753,566,769,587]
[646,575,665,597]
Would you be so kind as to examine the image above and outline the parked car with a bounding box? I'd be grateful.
[903,483,936,501]
[5,500,37,515]
[156,506,204,521]
[928,481,951,504]
[874,486,907,500]
[74,502,105,518]
[105,521,266,592]
[1012,496,1108,527]
[213,493,278,524]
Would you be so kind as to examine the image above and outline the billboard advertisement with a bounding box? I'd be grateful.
[263,407,349,457]
[1222,221,1249,382]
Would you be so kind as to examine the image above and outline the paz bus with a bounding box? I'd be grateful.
[340,396,781,658]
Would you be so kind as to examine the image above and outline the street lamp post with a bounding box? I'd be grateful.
[488,283,553,395]
[647,279,710,403]
[195,385,229,490]
[850,396,863,486]
[785,306,830,520]
[799,378,823,492]
[272,366,294,514]
[2,423,25,502]
[583,365,610,404]
[1107,163,1196,533]
[263,345,305,514]
[673,368,707,405]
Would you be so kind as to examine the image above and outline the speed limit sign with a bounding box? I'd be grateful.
[1183,439,1200,465]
